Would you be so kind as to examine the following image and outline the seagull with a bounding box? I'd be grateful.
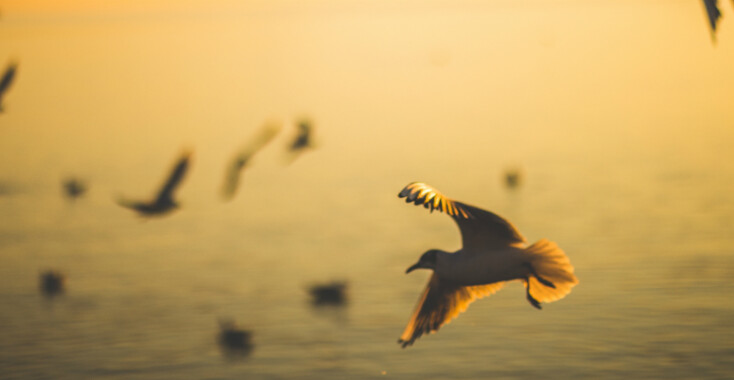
[221,122,281,201]
[0,61,18,113]
[396,182,578,348]
[308,281,348,306]
[62,177,88,201]
[702,0,723,42]
[117,150,192,217]
[284,119,315,163]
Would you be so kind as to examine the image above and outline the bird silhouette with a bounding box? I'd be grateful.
[117,150,192,217]
[0,61,18,113]
[284,119,315,163]
[40,270,65,296]
[217,319,253,355]
[504,167,522,189]
[62,177,88,201]
[396,182,578,348]
[221,122,281,201]
[308,281,348,306]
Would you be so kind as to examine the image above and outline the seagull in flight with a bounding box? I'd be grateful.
[221,122,281,201]
[117,150,192,217]
[397,182,578,348]
[0,61,18,113]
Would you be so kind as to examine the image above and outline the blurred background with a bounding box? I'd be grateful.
[1,0,733,378]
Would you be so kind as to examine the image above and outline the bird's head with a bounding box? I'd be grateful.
[406,249,441,274]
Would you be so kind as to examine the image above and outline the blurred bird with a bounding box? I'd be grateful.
[504,167,522,189]
[0,61,18,112]
[40,270,65,296]
[62,177,88,201]
[396,182,578,348]
[117,150,192,217]
[221,122,281,201]
[703,0,723,42]
[217,319,253,354]
[285,119,315,163]
[308,281,348,306]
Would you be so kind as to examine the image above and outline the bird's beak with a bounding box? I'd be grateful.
[406,262,422,274]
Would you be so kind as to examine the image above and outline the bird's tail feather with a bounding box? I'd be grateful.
[524,239,578,304]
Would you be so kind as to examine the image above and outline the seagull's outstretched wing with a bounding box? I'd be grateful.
[156,151,191,203]
[703,0,722,39]
[398,182,525,250]
[0,62,18,110]
[0,62,17,95]
[398,274,504,348]
[221,123,281,200]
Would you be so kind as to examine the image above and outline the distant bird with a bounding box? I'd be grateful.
[117,150,192,217]
[217,319,253,354]
[285,119,315,163]
[0,61,18,112]
[40,270,65,296]
[308,281,348,306]
[396,182,578,348]
[504,168,522,189]
[703,0,723,41]
[221,122,281,201]
[62,177,88,200]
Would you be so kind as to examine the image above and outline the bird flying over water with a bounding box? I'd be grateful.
[62,177,88,201]
[117,150,192,217]
[0,61,18,112]
[397,182,578,348]
[221,122,281,201]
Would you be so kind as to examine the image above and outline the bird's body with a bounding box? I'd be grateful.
[433,247,529,286]
[284,119,315,163]
[118,150,191,217]
[397,182,578,348]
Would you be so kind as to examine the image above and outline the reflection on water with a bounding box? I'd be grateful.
[1,1,734,379]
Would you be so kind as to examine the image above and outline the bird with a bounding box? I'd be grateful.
[702,0,723,42]
[217,319,253,354]
[284,119,315,163]
[308,281,348,306]
[504,167,522,189]
[221,122,281,201]
[396,182,578,348]
[0,61,18,113]
[117,150,192,217]
[62,177,88,200]
[40,270,65,296]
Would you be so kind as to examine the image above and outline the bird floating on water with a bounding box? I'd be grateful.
[396,182,578,348]
[62,177,88,201]
[0,61,18,113]
[40,270,65,296]
[217,319,253,355]
[117,150,192,217]
[221,122,281,201]
[308,281,348,306]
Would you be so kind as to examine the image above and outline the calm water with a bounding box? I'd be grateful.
[1,2,734,379]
